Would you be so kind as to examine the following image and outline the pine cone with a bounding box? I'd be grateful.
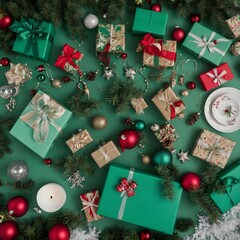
[187,112,200,125]
[87,71,97,81]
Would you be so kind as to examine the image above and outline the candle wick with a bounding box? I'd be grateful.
[50,196,53,199]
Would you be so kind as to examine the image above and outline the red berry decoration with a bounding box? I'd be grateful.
[190,14,200,23]
[140,230,152,240]
[181,172,201,191]
[118,129,140,152]
[0,220,19,240]
[150,3,161,12]
[0,57,10,67]
[7,196,29,217]
[121,53,128,59]
[187,81,196,90]
[172,27,186,42]
[44,158,52,165]
[48,223,70,240]
[36,64,45,72]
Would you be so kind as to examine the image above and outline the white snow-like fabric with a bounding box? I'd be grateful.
[70,226,100,240]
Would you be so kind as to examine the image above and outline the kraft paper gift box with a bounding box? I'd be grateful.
[96,24,125,53]
[55,44,84,76]
[80,190,103,222]
[211,160,240,213]
[97,164,183,234]
[10,91,72,158]
[182,23,232,66]
[226,15,240,38]
[91,141,121,168]
[199,63,234,91]
[192,129,236,168]
[137,33,177,68]
[131,97,148,115]
[151,87,185,121]
[66,130,93,154]
[10,18,55,61]
[132,8,168,38]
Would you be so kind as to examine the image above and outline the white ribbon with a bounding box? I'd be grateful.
[96,146,117,163]
[81,191,99,221]
[188,31,229,58]
[118,168,135,220]
[206,68,228,85]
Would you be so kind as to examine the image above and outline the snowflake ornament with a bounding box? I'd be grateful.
[103,66,114,80]
[67,170,85,189]
[177,150,189,163]
[124,67,136,80]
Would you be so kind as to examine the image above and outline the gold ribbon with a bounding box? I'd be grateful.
[70,131,90,152]
[131,98,145,114]
[21,92,65,143]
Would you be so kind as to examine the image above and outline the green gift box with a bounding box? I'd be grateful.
[98,164,183,234]
[10,91,72,158]
[210,160,240,213]
[182,23,232,66]
[10,18,55,61]
[132,8,168,38]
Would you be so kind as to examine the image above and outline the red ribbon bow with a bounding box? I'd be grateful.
[55,44,83,75]
[116,177,137,197]
[98,43,111,65]
[170,100,183,119]
[140,33,176,61]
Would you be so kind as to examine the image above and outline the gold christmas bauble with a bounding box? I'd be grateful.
[92,115,107,130]
[52,79,62,88]
[142,154,151,165]
[181,89,189,96]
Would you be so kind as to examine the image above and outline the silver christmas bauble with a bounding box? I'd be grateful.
[7,161,29,180]
[84,14,99,29]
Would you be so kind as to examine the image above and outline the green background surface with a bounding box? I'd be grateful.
[0,4,239,237]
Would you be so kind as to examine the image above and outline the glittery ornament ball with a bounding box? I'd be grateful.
[7,161,29,180]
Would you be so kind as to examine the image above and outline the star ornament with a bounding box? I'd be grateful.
[125,67,136,80]
[177,150,189,163]
[103,67,114,80]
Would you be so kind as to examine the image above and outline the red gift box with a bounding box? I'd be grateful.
[199,63,234,91]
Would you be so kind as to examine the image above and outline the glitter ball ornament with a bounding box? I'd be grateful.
[172,27,186,42]
[0,220,19,240]
[152,149,173,165]
[150,3,161,12]
[190,14,200,23]
[181,172,201,191]
[48,223,70,240]
[92,115,108,130]
[0,57,10,66]
[7,196,29,217]
[140,230,152,240]
[7,161,29,180]
[84,14,99,29]
[187,81,196,90]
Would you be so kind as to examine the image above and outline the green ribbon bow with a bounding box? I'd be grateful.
[20,93,65,143]
[10,18,49,57]
[223,176,240,205]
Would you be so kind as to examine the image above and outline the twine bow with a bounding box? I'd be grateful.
[131,98,145,114]
[21,93,65,143]
[156,89,184,119]
[81,191,100,220]
[188,31,229,58]
[97,146,116,163]
[55,44,83,75]
[206,68,228,85]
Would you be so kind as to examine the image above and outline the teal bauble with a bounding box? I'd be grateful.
[153,149,173,165]
[133,120,146,131]
[37,73,46,82]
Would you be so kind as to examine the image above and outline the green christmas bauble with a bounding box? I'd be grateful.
[153,148,172,165]
[133,120,146,131]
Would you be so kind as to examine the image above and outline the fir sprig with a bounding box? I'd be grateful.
[174,218,195,232]
[13,179,35,190]
[154,164,180,199]
[105,79,143,113]
[63,154,94,177]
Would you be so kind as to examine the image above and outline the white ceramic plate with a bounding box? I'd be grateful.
[212,93,240,126]
[204,87,240,133]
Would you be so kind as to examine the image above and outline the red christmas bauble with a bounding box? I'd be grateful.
[121,53,128,59]
[48,224,70,240]
[150,3,161,12]
[0,220,19,240]
[7,196,29,217]
[187,81,196,90]
[181,172,201,191]
[190,14,200,23]
[118,129,140,152]
[140,230,151,240]
[0,15,13,28]
[0,57,10,67]
[172,27,186,42]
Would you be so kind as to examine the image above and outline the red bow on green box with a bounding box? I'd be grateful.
[140,33,176,62]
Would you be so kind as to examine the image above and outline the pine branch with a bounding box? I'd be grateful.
[64,154,94,176]
[175,218,195,232]
[105,79,143,113]
[152,231,182,240]
[68,92,101,118]
[0,118,15,130]
[13,179,35,190]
